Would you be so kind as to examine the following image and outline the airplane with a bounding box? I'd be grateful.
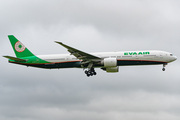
[3,35,177,77]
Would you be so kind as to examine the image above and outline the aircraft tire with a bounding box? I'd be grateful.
[90,72,93,76]
[85,70,88,74]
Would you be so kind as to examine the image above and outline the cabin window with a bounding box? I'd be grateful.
[45,58,65,61]
[111,56,116,58]
[122,56,132,57]
[170,54,173,56]
[59,58,65,60]
[143,55,156,57]
[101,56,108,58]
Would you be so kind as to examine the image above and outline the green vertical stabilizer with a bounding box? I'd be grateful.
[8,35,34,58]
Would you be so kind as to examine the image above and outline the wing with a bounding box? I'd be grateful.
[55,41,101,61]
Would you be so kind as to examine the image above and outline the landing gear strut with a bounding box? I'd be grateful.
[85,68,97,77]
[162,63,167,71]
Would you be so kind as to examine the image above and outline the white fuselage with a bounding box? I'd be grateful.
[37,50,177,64]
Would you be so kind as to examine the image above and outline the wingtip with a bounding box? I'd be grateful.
[54,41,63,44]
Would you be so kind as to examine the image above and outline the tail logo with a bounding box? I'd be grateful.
[15,41,26,52]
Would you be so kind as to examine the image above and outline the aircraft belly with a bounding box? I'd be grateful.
[117,60,166,66]
[36,61,81,69]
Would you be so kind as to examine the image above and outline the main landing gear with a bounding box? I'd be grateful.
[85,68,97,77]
[162,63,167,71]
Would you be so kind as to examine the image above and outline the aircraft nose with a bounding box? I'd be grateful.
[174,56,177,61]
[169,55,177,62]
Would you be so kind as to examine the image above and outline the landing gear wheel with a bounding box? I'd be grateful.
[162,68,165,71]
[88,71,91,76]
[84,68,97,77]
[85,70,88,74]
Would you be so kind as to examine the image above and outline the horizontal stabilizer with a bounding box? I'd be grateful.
[3,56,27,62]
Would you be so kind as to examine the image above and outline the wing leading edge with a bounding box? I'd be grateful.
[55,41,101,61]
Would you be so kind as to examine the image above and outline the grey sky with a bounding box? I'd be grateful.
[0,0,180,120]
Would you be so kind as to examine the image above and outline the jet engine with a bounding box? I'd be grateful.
[101,58,117,67]
[101,58,119,72]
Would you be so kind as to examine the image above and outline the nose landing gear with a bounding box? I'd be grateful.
[162,63,168,71]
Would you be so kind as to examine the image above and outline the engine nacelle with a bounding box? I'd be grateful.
[106,67,119,72]
[101,66,119,72]
[101,58,117,67]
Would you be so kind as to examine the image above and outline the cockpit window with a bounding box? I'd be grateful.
[170,54,173,56]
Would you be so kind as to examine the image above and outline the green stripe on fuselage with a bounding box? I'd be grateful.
[9,56,50,64]
[9,56,82,69]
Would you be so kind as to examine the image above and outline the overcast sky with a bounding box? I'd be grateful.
[0,0,180,120]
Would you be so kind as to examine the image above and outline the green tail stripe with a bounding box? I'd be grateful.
[8,35,34,58]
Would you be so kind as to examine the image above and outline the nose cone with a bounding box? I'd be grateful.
[168,56,177,63]
[174,56,177,61]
